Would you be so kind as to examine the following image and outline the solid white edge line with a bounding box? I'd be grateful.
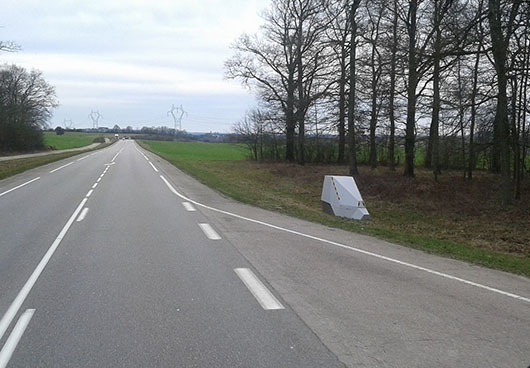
[0,309,35,368]
[0,177,40,198]
[198,223,221,240]
[133,143,149,160]
[149,161,159,172]
[182,202,196,212]
[159,175,530,305]
[76,207,89,222]
[86,189,93,198]
[49,161,74,174]
[0,198,87,341]
[235,268,284,310]
[77,155,89,161]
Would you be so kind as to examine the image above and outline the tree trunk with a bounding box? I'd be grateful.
[369,33,378,169]
[515,11,529,199]
[457,58,466,176]
[388,0,398,170]
[348,1,361,176]
[431,55,441,180]
[487,0,519,205]
[404,0,418,178]
[468,36,482,180]
[296,27,305,166]
[338,48,347,164]
[285,71,296,162]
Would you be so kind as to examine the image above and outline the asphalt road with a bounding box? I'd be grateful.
[0,140,528,367]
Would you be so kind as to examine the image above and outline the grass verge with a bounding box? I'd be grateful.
[140,140,530,278]
[0,142,113,180]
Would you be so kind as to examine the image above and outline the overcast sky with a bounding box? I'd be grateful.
[1,0,269,132]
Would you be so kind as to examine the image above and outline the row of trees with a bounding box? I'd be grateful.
[0,49,58,152]
[226,0,529,205]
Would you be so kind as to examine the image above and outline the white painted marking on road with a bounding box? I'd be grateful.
[182,202,196,212]
[77,155,90,161]
[49,162,74,173]
[235,268,284,310]
[159,175,530,305]
[111,148,124,162]
[76,207,89,222]
[198,223,221,240]
[0,198,87,341]
[133,143,150,161]
[97,178,102,183]
[149,161,159,172]
[0,309,35,368]
[86,189,93,198]
[92,183,98,189]
[0,177,40,198]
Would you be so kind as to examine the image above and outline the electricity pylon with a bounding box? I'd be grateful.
[89,110,102,129]
[167,104,187,131]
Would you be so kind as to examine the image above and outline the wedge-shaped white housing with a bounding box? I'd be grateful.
[321,175,369,220]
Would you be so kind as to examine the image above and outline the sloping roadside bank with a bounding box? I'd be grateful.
[138,140,530,278]
[0,142,102,162]
[0,141,115,180]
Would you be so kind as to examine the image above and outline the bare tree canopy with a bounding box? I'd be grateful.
[0,64,58,151]
[226,0,530,206]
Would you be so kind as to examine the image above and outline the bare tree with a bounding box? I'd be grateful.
[326,0,351,163]
[360,0,386,169]
[0,64,58,151]
[387,0,400,170]
[487,0,523,205]
[291,0,334,165]
[226,0,298,161]
[402,0,421,177]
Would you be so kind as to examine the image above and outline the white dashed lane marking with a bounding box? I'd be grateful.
[198,223,221,240]
[182,202,196,212]
[234,268,284,311]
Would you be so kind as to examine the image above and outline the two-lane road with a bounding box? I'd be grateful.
[0,141,344,367]
[1,140,529,367]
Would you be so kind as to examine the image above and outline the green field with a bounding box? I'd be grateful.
[140,140,530,277]
[43,131,106,150]
[142,141,249,162]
